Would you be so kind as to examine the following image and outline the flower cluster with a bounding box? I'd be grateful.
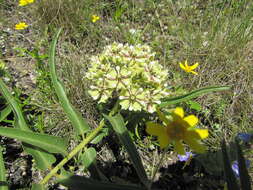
[146,107,208,154]
[85,43,170,113]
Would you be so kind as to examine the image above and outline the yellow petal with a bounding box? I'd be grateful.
[158,134,170,149]
[174,140,185,155]
[183,115,198,128]
[184,137,206,153]
[156,108,170,126]
[184,60,189,67]
[186,129,209,140]
[173,107,184,118]
[190,71,198,75]
[195,129,208,139]
[179,63,186,70]
[146,122,165,136]
[190,62,199,70]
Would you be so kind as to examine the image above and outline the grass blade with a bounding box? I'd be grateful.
[0,127,67,155]
[221,140,239,190]
[59,175,145,190]
[0,105,12,123]
[0,146,8,190]
[159,86,230,107]
[104,114,149,187]
[235,140,252,190]
[49,28,90,135]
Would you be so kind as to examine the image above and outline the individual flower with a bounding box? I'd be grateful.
[178,151,195,162]
[179,60,199,75]
[15,22,28,30]
[146,107,208,155]
[178,151,195,169]
[19,0,34,6]
[91,15,100,23]
[237,133,252,143]
[231,160,250,178]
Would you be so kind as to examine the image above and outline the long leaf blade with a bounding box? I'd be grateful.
[221,140,239,190]
[0,127,67,155]
[159,86,230,107]
[0,146,8,190]
[49,28,90,135]
[104,114,149,187]
[59,175,146,190]
[236,140,252,190]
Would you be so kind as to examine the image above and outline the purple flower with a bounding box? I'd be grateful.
[177,152,194,162]
[231,160,250,178]
[237,133,252,142]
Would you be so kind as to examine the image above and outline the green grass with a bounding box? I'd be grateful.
[1,0,253,188]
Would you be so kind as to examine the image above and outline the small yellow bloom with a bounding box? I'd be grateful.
[15,22,28,30]
[19,0,34,6]
[179,60,199,75]
[91,15,100,23]
[146,107,208,155]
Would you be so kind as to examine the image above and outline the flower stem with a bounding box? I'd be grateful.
[39,119,105,185]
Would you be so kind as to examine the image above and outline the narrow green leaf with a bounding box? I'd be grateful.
[159,86,230,107]
[104,114,149,187]
[82,148,97,169]
[59,175,145,190]
[0,146,8,190]
[221,140,239,190]
[0,105,12,123]
[235,140,251,190]
[0,79,29,131]
[31,184,45,190]
[0,127,67,155]
[49,28,90,135]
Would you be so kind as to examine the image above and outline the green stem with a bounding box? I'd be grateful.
[39,119,105,185]
[40,99,120,185]
[148,147,169,190]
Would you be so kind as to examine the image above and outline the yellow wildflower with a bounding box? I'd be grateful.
[91,15,100,23]
[19,0,34,6]
[146,107,208,155]
[179,60,199,75]
[15,22,28,30]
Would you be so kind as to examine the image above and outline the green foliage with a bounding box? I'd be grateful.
[160,86,231,107]
[0,127,67,155]
[104,114,149,187]
[0,79,57,170]
[0,105,11,123]
[49,28,90,135]
[81,147,97,169]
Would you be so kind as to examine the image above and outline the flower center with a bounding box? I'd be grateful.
[166,121,186,140]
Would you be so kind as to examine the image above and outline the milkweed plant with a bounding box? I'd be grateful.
[0,4,236,187]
